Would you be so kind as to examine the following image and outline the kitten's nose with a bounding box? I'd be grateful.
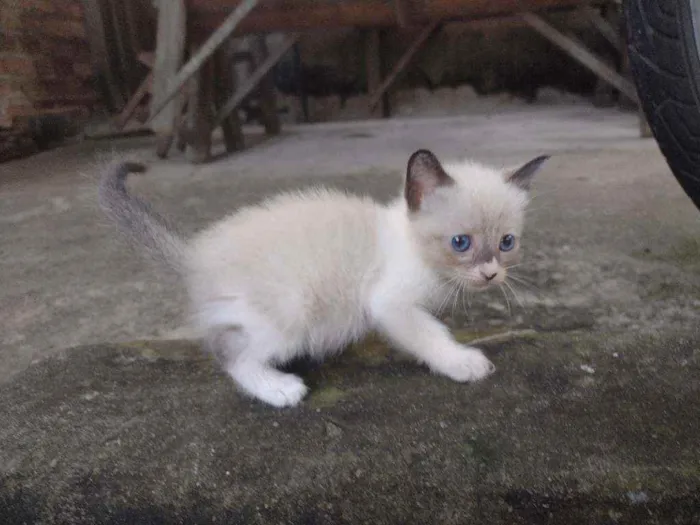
[483,272,498,282]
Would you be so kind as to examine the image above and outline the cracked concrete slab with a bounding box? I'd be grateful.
[0,104,699,523]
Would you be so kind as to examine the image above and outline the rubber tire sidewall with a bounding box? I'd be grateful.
[625,0,700,211]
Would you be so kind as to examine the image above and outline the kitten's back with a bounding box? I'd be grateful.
[186,188,382,337]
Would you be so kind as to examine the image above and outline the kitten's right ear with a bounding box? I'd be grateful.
[405,149,454,212]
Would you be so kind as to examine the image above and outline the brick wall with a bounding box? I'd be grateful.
[0,0,98,161]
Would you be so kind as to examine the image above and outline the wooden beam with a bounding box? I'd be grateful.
[190,0,603,34]
[184,56,215,163]
[394,0,419,28]
[579,5,623,52]
[250,36,282,135]
[215,35,298,128]
[365,30,385,117]
[368,20,440,111]
[147,0,261,125]
[150,0,186,151]
[214,46,245,152]
[114,72,153,131]
[521,12,639,103]
[81,0,124,109]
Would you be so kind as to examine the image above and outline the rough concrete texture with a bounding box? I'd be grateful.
[1,104,699,522]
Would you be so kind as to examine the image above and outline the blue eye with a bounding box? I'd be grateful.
[500,234,516,252]
[451,234,471,252]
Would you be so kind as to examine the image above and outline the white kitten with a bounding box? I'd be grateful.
[99,150,548,408]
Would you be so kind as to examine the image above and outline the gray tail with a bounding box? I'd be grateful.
[98,161,185,272]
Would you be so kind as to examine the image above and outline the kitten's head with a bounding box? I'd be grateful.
[404,149,548,291]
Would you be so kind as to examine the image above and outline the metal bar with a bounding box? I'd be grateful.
[215,35,299,127]
[368,20,440,111]
[521,11,638,103]
[147,0,261,125]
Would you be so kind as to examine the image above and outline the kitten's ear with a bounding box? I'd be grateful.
[405,149,454,212]
[507,155,550,191]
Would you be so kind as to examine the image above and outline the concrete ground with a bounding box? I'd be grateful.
[1,104,699,523]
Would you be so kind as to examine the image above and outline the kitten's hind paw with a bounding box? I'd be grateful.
[432,346,496,383]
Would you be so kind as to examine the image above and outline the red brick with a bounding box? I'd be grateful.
[0,54,36,78]
[23,17,86,39]
[72,62,93,79]
[52,0,84,18]
[21,0,56,14]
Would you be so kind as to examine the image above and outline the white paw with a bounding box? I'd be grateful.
[251,373,309,408]
[431,346,496,383]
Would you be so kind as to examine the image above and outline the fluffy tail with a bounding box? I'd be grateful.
[98,161,186,272]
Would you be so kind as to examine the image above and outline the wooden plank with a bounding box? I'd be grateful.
[215,35,298,128]
[214,46,245,152]
[147,0,261,125]
[521,12,639,103]
[149,0,186,149]
[368,20,440,111]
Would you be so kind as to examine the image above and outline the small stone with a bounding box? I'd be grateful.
[580,364,595,374]
[612,353,619,358]
[272,422,279,428]
[439,421,448,429]
[325,422,343,438]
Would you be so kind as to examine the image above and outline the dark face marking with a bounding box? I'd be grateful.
[473,244,497,265]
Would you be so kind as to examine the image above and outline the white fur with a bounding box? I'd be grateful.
[178,158,535,407]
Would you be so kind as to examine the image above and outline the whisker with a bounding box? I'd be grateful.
[507,273,540,290]
[504,280,525,309]
[436,277,460,314]
[507,278,545,300]
[450,281,461,320]
[499,284,512,317]
[460,281,468,315]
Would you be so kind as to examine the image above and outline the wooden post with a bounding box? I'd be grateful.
[365,29,387,118]
[215,35,298,128]
[150,0,186,158]
[185,56,215,163]
[368,20,440,113]
[147,0,261,126]
[250,35,281,135]
[214,46,245,152]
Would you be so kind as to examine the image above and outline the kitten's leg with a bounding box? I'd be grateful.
[209,327,309,408]
[372,304,495,382]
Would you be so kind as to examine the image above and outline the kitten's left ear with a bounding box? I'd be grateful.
[507,155,550,191]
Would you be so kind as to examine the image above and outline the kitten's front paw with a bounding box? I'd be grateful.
[258,373,309,408]
[432,346,495,383]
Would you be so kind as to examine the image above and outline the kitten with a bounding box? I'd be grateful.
[99,150,548,408]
